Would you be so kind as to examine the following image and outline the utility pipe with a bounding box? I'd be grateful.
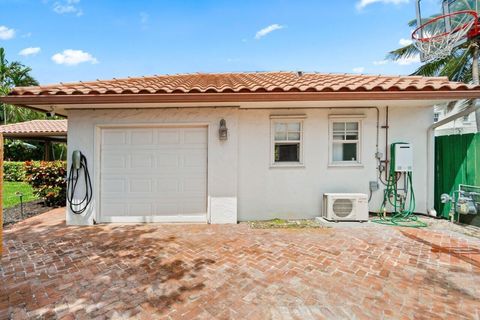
[426,101,480,216]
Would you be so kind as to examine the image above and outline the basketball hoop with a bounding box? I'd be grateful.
[412,10,480,62]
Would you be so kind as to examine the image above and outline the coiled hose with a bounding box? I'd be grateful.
[373,163,426,228]
[67,152,93,215]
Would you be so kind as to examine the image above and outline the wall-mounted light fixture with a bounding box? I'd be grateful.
[219,119,228,141]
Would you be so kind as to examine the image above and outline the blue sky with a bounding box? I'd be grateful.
[0,0,441,84]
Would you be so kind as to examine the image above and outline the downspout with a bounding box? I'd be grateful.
[426,101,480,216]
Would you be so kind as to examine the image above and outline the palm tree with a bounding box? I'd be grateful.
[0,47,43,124]
[388,0,480,130]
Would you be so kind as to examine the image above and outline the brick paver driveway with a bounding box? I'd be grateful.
[1,208,480,319]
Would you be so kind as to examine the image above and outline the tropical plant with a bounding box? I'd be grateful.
[3,161,27,182]
[0,47,44,124]
[25,161,67,207]
[388,0,480,130]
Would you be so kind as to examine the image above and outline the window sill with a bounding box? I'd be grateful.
[328,163,364,168]
[270,163,305,169]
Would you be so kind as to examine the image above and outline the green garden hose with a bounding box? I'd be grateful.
[372,143,427,228]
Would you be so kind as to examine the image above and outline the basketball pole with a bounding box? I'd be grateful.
[472,41,480,131]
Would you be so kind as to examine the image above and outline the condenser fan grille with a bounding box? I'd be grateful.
[332,198,354,218]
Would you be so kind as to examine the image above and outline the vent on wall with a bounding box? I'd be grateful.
[323,193,369,222]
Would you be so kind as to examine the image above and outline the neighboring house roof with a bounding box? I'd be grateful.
[0,120,67,139]
[1,72,480,109]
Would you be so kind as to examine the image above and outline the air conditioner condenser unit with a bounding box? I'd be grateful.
[323,193,369,222]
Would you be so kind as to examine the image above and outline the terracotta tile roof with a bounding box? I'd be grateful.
[0,120,67,135]
[7,72,480,96]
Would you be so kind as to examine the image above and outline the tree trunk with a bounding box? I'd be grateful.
[472,42,480,131]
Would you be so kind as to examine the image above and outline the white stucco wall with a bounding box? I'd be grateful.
[237,106,431,221]
[66,108,238,225]
[66,104,432,225]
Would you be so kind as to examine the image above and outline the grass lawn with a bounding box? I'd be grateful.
[3,181,39,208]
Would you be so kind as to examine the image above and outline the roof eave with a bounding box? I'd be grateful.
[1,91,479,106]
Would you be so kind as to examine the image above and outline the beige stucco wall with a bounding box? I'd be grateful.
[66,104,432,225]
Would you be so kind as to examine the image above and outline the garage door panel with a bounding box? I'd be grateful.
[153,203,179,215]
[102,178,126,193]
[130,129,155,145]
[130,154,155,169]
[102,154,127,169]
[100,126,207,222]
[102,130,127,145]
[129,179,153,193]
[101,202,127,216]
[158,130,181,144]
[129,203,154,216]
[157,154,180,167]
[183,130,207,145]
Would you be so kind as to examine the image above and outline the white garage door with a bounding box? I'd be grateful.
[99,126,208,223]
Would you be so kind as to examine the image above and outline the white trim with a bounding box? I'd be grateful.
[94,122,210,129]
[328,114,366,119]
[328,164,364,168]
[95,123,209,224]
[269,163,305,169]
[97,215,207,223]
[270,118,304,167]
[328,117,363,166]
[270,114,307,119]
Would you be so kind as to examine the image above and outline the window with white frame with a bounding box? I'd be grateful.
[330,118,361,164]
[271,119,303,164]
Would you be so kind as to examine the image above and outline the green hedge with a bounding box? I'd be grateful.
[4,161,26,182]
[25,161,67,207]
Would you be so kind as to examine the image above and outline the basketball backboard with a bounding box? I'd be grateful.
[413,0,480,62]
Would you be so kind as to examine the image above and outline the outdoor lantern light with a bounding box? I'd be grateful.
[219,119,228,140]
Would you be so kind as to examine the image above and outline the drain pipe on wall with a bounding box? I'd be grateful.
[426,101,480,216]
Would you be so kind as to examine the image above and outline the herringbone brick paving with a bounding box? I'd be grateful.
[1,208,480,319]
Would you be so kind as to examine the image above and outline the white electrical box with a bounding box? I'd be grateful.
[394,143,413,172]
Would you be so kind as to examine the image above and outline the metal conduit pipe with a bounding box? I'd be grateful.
[426,101,480,216]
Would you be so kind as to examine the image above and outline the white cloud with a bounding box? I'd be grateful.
[353,67,365,73]
[356,0,409,10]
[255,24,284,39]
[52,49,98,65]
[19,47,41,57]
[53,0,83,16]
[394,54,420,65]
[399,38,413,46]
[373,60,388,65]
[0,26,15,40]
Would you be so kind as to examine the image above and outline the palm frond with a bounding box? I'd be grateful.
[0,47,41,124]
[411,58,448,77]
[439,47,471,81]
[387,44,420,61]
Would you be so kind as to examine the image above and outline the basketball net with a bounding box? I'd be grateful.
[412,11,478,62]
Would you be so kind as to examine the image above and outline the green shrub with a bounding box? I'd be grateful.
[4,161,26,182]
[25,161,67,207]
[4,139,44,161]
